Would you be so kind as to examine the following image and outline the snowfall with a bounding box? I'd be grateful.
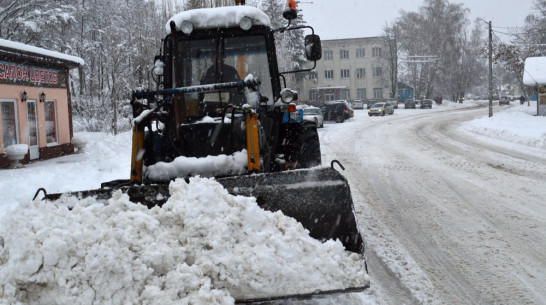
[1,99,545,304]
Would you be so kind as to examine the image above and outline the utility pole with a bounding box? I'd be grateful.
[488,21,493,117]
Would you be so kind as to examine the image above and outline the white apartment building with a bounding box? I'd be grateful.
[299,37,394,106]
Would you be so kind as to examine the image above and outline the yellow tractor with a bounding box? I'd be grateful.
[38,1,367,302]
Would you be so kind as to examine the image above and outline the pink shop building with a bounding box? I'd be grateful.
[0,39,83,168]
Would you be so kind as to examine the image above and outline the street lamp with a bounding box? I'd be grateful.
[478,18,494,117]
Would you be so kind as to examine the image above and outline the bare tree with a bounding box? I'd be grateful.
[393,0,474,99]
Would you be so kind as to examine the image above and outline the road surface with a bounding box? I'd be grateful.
[319,103,546,304]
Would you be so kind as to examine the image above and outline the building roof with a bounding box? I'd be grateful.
[523,56,546,86]
[0,38,84,68]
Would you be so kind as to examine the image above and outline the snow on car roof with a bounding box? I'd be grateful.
[166,6,270,34]
[0,38,84,67]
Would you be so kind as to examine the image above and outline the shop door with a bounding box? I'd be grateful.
[27,100,39,160]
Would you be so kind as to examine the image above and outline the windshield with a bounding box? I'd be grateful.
[373,103,385,107]
[176,35,272,108]
[305,108,321,115]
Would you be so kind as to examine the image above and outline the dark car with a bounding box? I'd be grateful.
[404,99,416,109]
[420,99,433,109]
[499,96,510,105]
[321,100,354,123]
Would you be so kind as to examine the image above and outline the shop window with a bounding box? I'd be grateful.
[1,100,18,148]
[44,100,58,144]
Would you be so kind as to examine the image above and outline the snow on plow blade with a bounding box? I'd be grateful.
[217,167,364,254]
[36,167,363,254]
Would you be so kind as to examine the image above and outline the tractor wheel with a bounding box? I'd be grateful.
[297,122,322,168]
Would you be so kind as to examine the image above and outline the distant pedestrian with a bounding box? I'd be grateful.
[519,95,525,105]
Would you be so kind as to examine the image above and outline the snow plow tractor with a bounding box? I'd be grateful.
[36,1,367,302]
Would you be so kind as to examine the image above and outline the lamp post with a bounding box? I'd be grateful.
[488,21,493,117]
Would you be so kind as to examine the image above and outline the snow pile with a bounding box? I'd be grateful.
[166,6,270,34]
[0,177,368,304]
[461,101,546,151]
[4,144,28,155]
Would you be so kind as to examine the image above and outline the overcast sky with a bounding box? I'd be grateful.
[299,0,536,40]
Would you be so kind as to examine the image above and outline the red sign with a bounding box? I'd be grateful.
[0,60,67,88]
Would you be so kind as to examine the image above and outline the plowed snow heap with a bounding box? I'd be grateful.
[1,177,368,304]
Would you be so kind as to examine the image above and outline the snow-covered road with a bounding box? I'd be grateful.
[319,102,546,304]
[1,100,544,304]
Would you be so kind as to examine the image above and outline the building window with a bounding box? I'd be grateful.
[325,93,335,101]
[357,88,367,99]
[373,67,382,77]
[356,48,365,58]
[372,47,382,57]
[340,49,349,59]
[309,71,318,81]
[340,69,350,78]
[44,100,58,144]
[355,68,365,78]
[373,88,383,99]
[1,100,18,148]
[324,70,334,79]
[324,50,333,60]
[309,91,318,101]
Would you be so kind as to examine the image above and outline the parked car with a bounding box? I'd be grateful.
[387,98,398,109]
[368,102,394,116]
[499,96,510,105]
[321,100,354,123]
[301,107,324,128]
[367,100,378,109]
[352,100,364,109]
[420,99,433,109]
[404,99,416,109]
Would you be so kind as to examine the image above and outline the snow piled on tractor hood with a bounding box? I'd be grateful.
[166,6,270,34]
[0,176,369,304]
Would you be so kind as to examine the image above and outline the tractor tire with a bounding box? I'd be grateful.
[297,122,322,168]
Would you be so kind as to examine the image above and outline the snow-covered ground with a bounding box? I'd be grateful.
[0,99,544,304]
[318,99,545,304]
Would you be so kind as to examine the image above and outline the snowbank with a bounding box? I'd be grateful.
[461,100,546,151]
[0,177,368,304]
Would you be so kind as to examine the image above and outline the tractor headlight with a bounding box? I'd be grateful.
[280,88,298,104]
[180,20,193,34]
[239,16,253,31]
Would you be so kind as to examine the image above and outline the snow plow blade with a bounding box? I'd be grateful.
[217,167,364,254]
[36,167,363,254]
